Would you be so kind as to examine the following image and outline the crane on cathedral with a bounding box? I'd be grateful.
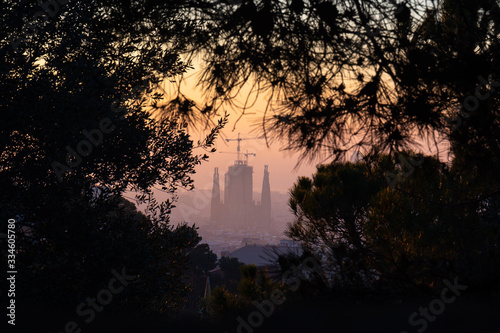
[225,133,263,165]
[219,150,256,165]
[210,133,271,230]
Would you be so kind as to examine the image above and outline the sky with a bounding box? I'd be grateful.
[161,64,320,194]
[188,107,319,194]
[159,61,451,195]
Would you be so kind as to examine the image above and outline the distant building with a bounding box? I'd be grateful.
[224,160,254,229]
[229,244,303,267]
[209,167,222,223]
[279,239,301,248]
[209,158,272,230]
[241,237,267,246]
[258,165,272,229]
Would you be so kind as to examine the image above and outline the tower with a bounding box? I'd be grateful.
[224,160,253,229]
[210,167,222,224]
[210,133,271,230]
[260,165,272,225]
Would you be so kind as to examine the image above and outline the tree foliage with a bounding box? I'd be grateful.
[219,256,244,283]
[209,285,243,319]
[238,264,276,301]
[180,0,500,166]
[287,156,500,291]
[188,243,218,275]
[0,0,226,314]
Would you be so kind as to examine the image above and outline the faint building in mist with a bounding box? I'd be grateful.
[258,165,272,229]
[209,158,272,230]
[224,160,254,229]
[209,167,222,223]
[229,244,302,268]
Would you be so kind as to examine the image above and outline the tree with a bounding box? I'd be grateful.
[209,285,242,319]
[366,155,457,290]
[171,0,500,291]
[218,256,244,292]
[180,0,500,170]
[286,160,384,288]
[367,155,500,291]
[0,0,225,316]
[286,155,500,291]
[188,243,218,275]
[238,264,276,301]
[288,162,383,250]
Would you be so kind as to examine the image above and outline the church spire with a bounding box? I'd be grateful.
[210,167,221,224]
[261,165,271,222]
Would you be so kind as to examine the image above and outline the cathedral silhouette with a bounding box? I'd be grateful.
[209,159,272,230]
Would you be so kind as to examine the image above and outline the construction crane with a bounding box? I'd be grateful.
[224,133,262,163]
[219,150,256,165]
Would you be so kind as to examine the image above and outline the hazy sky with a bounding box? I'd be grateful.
[189,112,319,194]
[158,60,451,194]
[163,65,320,194]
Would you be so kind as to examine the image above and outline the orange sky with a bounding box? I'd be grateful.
[160,64,319,194]
[156,61,451,194]
[190,118,319,194]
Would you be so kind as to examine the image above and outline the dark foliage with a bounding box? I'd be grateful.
[0,0,226,317]
[177,0,500,169]
[286,155,500,293]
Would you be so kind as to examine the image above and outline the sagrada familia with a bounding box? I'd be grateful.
[209,159,272,230]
